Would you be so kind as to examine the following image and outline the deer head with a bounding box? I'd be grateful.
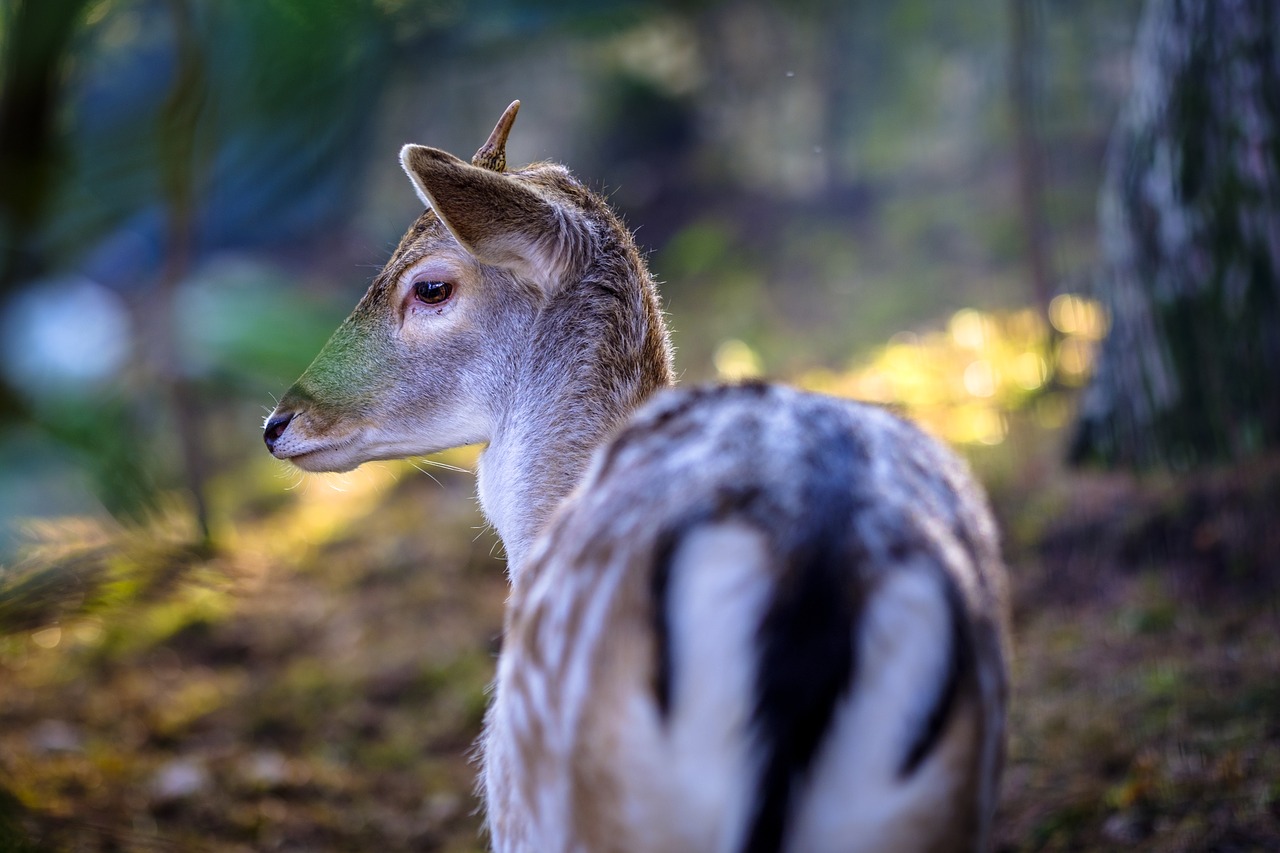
[264,102,672,562]
[263,102,585,471]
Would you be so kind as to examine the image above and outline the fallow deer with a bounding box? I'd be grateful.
[264,101,1010,853]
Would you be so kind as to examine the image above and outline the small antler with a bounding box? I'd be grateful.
[472,100,521,172]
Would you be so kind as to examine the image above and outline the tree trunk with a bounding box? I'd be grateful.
[1070,0,1280,470]
[155,0,213,546]
[0,0,93,423]
[1009,0,1055,320]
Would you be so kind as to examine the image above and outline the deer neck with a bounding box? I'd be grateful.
[477,271,672,576]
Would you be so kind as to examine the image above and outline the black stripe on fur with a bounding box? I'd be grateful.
[739,408,867,853]
[649,532,677,719]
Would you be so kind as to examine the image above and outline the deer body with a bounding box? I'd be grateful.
[265,102,1009,853]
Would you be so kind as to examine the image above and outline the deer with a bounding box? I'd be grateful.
[263,100,1010,853]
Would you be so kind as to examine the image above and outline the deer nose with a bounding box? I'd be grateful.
[263,412,294,453]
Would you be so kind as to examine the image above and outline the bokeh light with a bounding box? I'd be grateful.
[801,295,1106,446]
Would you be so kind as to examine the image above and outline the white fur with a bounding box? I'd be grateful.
[789,564,962,851]
[628,523,772,853]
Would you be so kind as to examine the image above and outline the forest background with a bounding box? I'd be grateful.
[0,0,1276,850]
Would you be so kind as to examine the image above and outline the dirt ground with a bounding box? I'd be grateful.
[1,450,1277,852]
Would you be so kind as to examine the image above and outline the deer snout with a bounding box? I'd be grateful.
[263,411,295,453]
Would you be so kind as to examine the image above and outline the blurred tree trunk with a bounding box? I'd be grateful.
[1009,0,1054,319]
[0,0,92,422]
[0,0,91,294]
[1070,0,1280,469]
[155,0,212,546]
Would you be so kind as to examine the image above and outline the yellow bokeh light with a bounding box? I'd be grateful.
[714,338,763,380]
[949,309,988,350]
[1080,300,1108,339]
[963,360,996,397]
[948,404,1006,445]
[1049,294,1076,334]
[1011,351,1047,390]
[1056,336,1094,381]
[850,369,893,403]
[796,296,1102,446]
[1049,294,1107,339]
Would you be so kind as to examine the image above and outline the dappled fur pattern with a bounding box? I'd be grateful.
[266,104,1009,853]
[487,384,1008,853]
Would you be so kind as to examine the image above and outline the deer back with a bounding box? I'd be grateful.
[485,383,1009,853]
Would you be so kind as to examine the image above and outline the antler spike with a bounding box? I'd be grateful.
[472,100,521,172]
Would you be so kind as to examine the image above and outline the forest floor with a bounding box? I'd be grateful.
[0,440,1278,852]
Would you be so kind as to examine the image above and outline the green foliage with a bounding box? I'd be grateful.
[0,516,208,638]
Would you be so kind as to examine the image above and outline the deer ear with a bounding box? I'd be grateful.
[400,144,579,285]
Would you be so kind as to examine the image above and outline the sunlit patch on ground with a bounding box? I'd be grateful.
[790,294,1106,448]
[0,460,504,852]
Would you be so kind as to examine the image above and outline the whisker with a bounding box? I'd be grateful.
[409,460,443,488]
[282,467,308,492]
[417,457,470,474]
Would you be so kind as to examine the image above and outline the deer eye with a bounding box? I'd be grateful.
[413,280,454,305]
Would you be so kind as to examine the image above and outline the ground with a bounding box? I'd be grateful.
[0,445,1277,851]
